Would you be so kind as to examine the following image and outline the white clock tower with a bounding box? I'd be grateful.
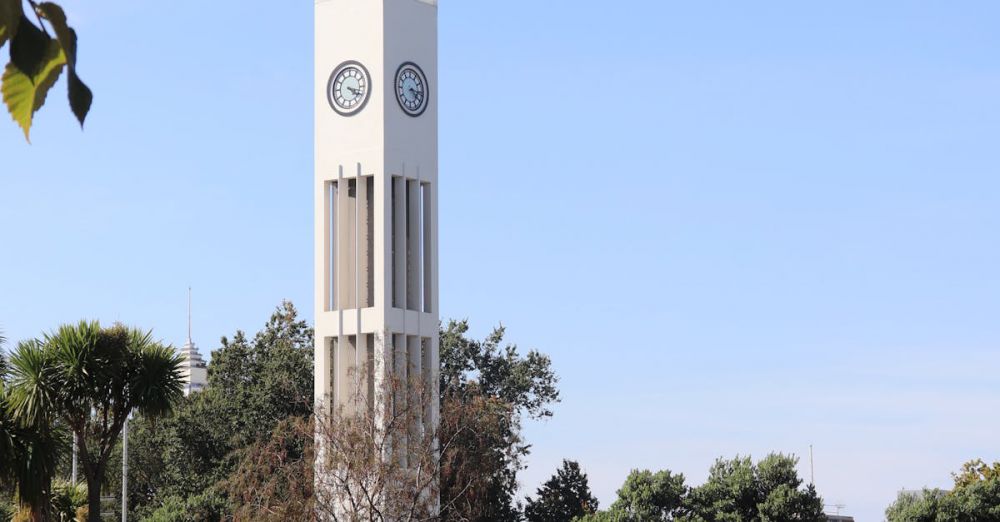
[313,0,439,511]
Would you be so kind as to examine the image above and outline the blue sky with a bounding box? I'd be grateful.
[2,1,999,519]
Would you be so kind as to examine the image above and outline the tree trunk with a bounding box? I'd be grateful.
[86,468,103,522]
[27,484,53,522]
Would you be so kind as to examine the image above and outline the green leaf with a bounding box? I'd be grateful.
[37,4,91,126]
[36,3,71,62]
[63,27,91,126]
[9,15,49,78]
[2,39,66,141]
[67,64,91,125]
[0,0,22,49]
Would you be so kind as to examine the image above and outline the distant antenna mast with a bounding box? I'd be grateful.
[824,503,846,515]
[809,444,815,486]
[187,287,192,344]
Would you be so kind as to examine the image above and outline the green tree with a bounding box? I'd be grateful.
[224,417,313,521]
[1,341,66,521]
[579,469,686,522]
[5,322,183,522]
[884,489,947,522]
[684,454,824,522]
[941,478,1000,520]
[953,459,1000,489]
[49,480,86,521]
[584,454,823,522]
[143,491,227,522]
[0,0,92,141]
[120,310,557,521]
[440,319,560,521]
[884,460,1000,522]
[207,301,314,448]
[121,302,313,518]
[524,460,599,522]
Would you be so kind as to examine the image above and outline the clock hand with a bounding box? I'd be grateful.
[347,86,363,95]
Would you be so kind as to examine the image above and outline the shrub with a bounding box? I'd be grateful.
[50,480,87,521]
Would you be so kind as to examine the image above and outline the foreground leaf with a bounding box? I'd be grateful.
[2,39,66,141]
[9,14,48,78]
[37,3,91,126]
[37,3,72,61]
[0,0,22,49]
[66,66,90,124]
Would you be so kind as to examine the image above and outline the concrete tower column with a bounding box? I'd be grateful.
[314,0,439,516]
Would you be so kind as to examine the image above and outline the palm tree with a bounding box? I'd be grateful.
[1,340,65,522]
[6,321,184,522]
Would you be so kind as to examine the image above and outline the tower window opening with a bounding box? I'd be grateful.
[392,177,407,309]
[329,337,338,410]
[337,179,359,310]
[406,180,422,311]
[327,181,337,311]
[360,176,374,308]
[421,182,432,313]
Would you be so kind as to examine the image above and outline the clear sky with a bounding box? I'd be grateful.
[2,1,999,520]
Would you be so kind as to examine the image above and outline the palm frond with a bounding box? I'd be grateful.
[131,339,184,418]
[9,419,67,510]
[5,340,58,427]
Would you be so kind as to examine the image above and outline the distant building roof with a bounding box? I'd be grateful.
[179,288,208,395]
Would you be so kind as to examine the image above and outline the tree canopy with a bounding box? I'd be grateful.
[885,460,1000,522]
[582,454,825,522]
[439,319,560,520]
[524,460,599,522]
[117,301,314,519]
[5,322,184,522]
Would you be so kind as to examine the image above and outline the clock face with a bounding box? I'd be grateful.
[328,61,370,116]
[395,62,428,117]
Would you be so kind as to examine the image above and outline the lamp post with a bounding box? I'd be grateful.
[122,413,129,522]
[71,437,77,485]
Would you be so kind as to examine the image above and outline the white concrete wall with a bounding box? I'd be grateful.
[314,2,440,508]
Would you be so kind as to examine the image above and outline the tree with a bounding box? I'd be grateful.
[524,460,599,522]
[438,390,520,522]
[684,454,824,522]
[1,341,66,521]
[312,372,442,522]
[941,478,1000,520]
[5,321,184,522]
[224,416,313,521]
[613,469,686,521]
[953,459,1000,489]
[584,454,823,522]
[440,319,560,520]
[0,0,92,141]
[221,316,561,522]
[120,311,559,521]
[885,460,1000,522]
[884,489,946,522]
[120,301,314,518]
[578,469,686,522]
[142,492,228,522]
[208,301,314,448]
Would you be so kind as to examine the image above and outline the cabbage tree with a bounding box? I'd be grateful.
[6,322,183,522]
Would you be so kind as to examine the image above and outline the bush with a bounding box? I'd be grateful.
[145,491,228,522]
[0,502,15,522]
[51,480,87,521]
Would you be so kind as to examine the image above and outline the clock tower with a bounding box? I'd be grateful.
[313,0,439,513]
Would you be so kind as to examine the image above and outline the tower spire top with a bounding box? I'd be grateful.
[187,286,192,345]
